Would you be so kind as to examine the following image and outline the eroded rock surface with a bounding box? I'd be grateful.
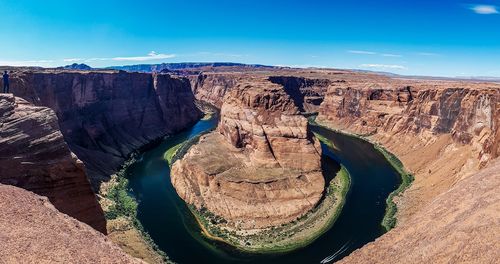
[10,71,202,188]
[0,94,106,233]
[338,158,500,264]
[316,80,500,223]
[0,184,143,264]
[172,78,324,229]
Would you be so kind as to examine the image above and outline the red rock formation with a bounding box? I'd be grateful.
[316,78,500,224]
[0,94,106,233]
[10,71,202,187]
[318,84,500,163]
[268,76,331,112]
[0,184,143,263]
[189,73,239,107]
[189,73,331,112]
[171,78,324,229]
[338,158,500,264]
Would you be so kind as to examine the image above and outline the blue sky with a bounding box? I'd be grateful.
[0,0,499,77]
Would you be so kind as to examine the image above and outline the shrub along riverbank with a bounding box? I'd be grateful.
[100,155,173,264]
[374,145,414,230]
[187,134,352,254]
[308,117,413,231]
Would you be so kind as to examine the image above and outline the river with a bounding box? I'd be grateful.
[126,116,401,263]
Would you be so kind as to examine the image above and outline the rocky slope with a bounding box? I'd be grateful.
[0,184,143,264]
[10,71,202,188]
[189,72,331,112]
[268,76,330,112]
[316,79,500,223]
[338,158,500,264]
[0,94,106,233]
[171,78,324,229]
[189,72,240,107]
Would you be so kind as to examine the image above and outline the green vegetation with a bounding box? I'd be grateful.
[309,117,414,232]
[375,145,415,231]
[313,131,337,150]
[103,155,172,263]
[164,142,184,164]
[189,161,351,254]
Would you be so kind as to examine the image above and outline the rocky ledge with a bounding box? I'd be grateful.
[0,184,143,264]
[338,158,500,264]
[171,78,324,230]
[0,94,106,233]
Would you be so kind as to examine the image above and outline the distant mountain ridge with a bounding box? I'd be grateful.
[106,62,278,72]
[61,63,93,70]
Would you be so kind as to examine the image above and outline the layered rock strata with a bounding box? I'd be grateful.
[268,76,331,112]
[0,94,106,233]
[338,158,500,264]
[189,73,331,113]
[10,71,202,187]
[171,79,324,229]
[316,80,500,223]
[0,184,143,264]
[189,73,239,107]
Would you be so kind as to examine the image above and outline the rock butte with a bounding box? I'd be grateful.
[0,64,498,263]
[171,78,324,229]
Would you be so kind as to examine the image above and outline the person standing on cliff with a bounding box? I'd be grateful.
[2,71,9,93]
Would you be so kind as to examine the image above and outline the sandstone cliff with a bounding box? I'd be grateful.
[316,80,500,223]
[338,158,500,264]
[189,73,239,107]
[0,184,143,264]
[0,94,106,233]
[10,71,202,187]
[189,73,330,113]
[171,78,324,229]
[268,76,330,112]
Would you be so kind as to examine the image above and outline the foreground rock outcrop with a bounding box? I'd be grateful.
[10,71,202,188]
[0,94,106,233]
[0,184,143,264]
[338,158,500,264]
[172,78,324,229]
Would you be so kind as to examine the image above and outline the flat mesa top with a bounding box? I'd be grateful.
[180,132,306,183]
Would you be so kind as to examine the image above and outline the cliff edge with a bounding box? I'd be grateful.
[0,94,106,233]
[0,184,143,264]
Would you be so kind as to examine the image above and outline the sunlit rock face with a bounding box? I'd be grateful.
[0,184,143,263]
[316,78,500,224]
[10,71,202,188]
[172,78,324,229]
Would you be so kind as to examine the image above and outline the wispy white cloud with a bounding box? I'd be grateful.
[0,60,55,66]
[83,51,176,62]
[348,50,403,58]
[63,58,84,62]
[2,51,176,67]
[469,5,499,14]
[348,50,377,55]
[195,51,247,58]
[359,64,407,70]
[111,51,175,61]
[417,52,440,56]
[381,53,402,57]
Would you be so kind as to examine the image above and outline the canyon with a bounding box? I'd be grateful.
[0,94,106,233]
[0,65,498,263]
[171,77,325,230]
[8,70,201,188]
